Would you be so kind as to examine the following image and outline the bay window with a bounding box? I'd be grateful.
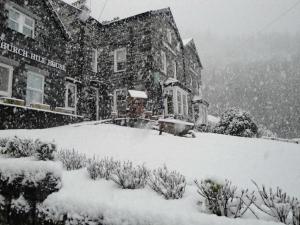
[0,63,13,97]
[26,71,44,105]
[177,90,182,114]
[7,6,35,38]
[114,48,126,72]
[65,82,77,112]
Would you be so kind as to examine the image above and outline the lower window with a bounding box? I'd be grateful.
[0,63,13,97]
[26,71,44,105]
[65,82,77,112]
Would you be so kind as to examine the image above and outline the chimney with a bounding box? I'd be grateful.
[72,0,91,22]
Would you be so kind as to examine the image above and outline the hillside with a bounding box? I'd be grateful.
[1,123,299,196]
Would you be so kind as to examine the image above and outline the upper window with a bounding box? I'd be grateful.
[173,61,177,79]
[7,7,35,38]
[161,51,167,74]
[90,49,98,73]
[114,48,126,72]
[183,94,187,116]
[0,63,13,97]
[26,71,44,105]
[65,82,77,111]
[167,29,172,44]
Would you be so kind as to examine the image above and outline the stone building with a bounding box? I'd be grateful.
[0,0,83,129]
[0,0,209,128]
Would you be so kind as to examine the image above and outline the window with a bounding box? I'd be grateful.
[166,90,174,115]
[177,91,182,114]
[167,29,172,44]
[113,89,127,115]
[65,82,77,111]
[161,51,167,74]
[7,7,35,38]
[173,61,177,79]
[183,94,187,116]
[114,48,126,72]
[26,71,44,105]
[90,49,98,73]
[0,63,13,97]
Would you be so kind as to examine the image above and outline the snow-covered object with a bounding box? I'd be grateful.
[208,115,220,124]
[149,166,186,199]
[111,161,149,189]
[38,169,283,225]
[0,157,62,186]
[11,195,31,214]
[88,158,119,180]
[158,118,194,126]
[164,77,179,86]
[182,38,193,46]
[1,124,299,198]
[128,90,148,99]
[56,149,88,170]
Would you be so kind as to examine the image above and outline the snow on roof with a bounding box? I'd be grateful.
[128,90,148,99]
[182,38,193,46]
[164,78,179,85]
[192,95,202,102]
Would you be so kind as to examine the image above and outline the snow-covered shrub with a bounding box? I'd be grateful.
[87,157,118,180]
[257,124,277,138]
[195,179,255,218]
[149,166,186,199]
[56,149,88,171]
[292,201,300,225]
[195,123,214,133]
[252,181,295,224]
[0,137,8,148]
[35,141,57,161]
[111,161,149,189]
[2,136,37,158]
[11,195,31,214]
[213,108,258,137]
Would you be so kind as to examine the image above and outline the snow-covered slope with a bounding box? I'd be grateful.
[1,123,299,196]
[1,123,299,225]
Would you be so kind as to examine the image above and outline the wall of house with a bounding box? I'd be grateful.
[184,43,202,97]
[0,0,68,109]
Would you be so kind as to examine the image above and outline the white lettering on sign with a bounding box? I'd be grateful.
[0,41,66,71]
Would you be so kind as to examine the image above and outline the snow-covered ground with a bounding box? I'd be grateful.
[1,123,299,225]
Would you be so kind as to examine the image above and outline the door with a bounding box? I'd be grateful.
[89,87,99,121]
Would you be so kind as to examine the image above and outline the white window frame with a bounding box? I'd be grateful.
[173,60,177,79]
[26,71,44,106]
[114,48,127,73]
[167,29,172,44]
[0,62,13,97]
[91,48,98,73]
[7,6,35,38]
[65,82,77,113]
[161,50,167,74]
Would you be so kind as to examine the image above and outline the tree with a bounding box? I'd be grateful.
[213,108,258,137]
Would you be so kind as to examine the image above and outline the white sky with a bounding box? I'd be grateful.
[64,0,300,37]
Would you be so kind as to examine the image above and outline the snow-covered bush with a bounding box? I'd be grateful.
[11,195,31,214]
[87,157,118,180]
[194,179,255,218]
[2,136,37,158]
[35,142,57,161]
[56,149,88,170]
[252,181,296,224]
[0,137,8,148]
[292,202,300,225]
[213,108,258,137]
[149,166,186,199]
[111,161,149,189]
[257,124,277,138]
